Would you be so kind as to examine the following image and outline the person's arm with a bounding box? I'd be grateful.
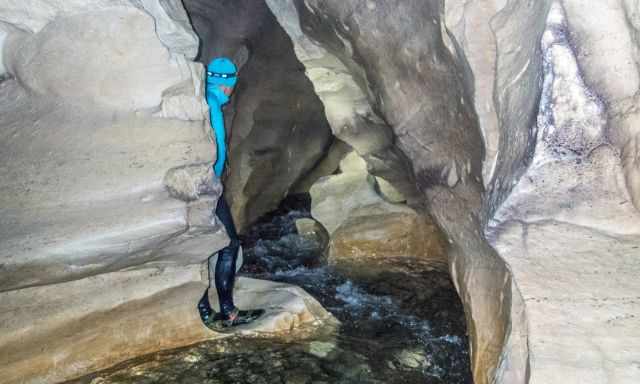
[209,98,227,178]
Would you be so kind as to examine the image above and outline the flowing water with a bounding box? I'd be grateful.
[70,195,472,384]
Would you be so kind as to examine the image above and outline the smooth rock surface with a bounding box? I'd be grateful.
[0,77,222,292]
[0,268,333,384]
[0,2,227,382]
[2,2,204,115]
[329,204,448,278]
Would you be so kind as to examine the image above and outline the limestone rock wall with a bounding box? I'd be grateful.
[265,2,513,382]
[265,1,640,383]
[2,0,640,383]
[0,0,218,290]
[489,3,640,382]
[561,0,640,211]
[0,1,226,382]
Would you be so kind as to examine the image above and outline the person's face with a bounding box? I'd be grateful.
[219,85,234,96]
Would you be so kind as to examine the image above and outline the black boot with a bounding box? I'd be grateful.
[197,288,214,326]
[209,307,266,332]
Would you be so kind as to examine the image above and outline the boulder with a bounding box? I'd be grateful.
[309,149,446,278]
[309,156,380,236]
[373,176,406,203]
[295,217,330,253]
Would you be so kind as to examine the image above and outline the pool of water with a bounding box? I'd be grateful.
[69,195,472,384]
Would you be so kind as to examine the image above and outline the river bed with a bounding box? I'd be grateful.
[69,195,472,384]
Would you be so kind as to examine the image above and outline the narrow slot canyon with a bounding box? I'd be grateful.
[1,1,639,384]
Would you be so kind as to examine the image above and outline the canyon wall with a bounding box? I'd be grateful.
[264,1,640,383]
[2,0,640,383]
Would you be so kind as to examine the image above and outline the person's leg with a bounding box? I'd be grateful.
[213,193,239,316]
[198,193,237,323]
[198,193,264,330]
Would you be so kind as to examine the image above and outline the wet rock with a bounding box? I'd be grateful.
[329,204,448,278]
[284,370,311,384]
[394,349,430,370]
[307,341,336,358]
[0,273,333,384]
[295,218,330,253]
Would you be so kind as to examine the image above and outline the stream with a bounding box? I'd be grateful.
[70,195,472,384]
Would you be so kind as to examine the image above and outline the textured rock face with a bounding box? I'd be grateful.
[0,1,217,292]
[266,1,640,383]
[1,1,206,116]
[266,2,511,382]
[1,1,220,382]
[1,2,336,382]
[182,0,333,232]
[488,4,640,382]
[309,150,447,278]
[3,1,640,383]
[561,0,640,211]
[309,151,380,235]
[264,0,421,206]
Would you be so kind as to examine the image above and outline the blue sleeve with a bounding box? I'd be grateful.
[208,98,226,178]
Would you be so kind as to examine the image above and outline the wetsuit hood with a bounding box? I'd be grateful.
[207,57,238,88]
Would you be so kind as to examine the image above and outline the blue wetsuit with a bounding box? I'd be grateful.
[201,58,240,319]
[206,84,230,178]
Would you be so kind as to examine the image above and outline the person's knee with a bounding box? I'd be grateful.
[228,236,240,251]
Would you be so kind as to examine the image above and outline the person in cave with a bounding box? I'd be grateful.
[197,57,264,330]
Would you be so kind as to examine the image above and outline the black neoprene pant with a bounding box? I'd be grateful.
[212,193,239,316]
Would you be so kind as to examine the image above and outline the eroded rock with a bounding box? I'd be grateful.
[0,269,333,384]
[1,2,235,382]
[329,204,448,278]
[266,1,640,384]
[309,153,381,235]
